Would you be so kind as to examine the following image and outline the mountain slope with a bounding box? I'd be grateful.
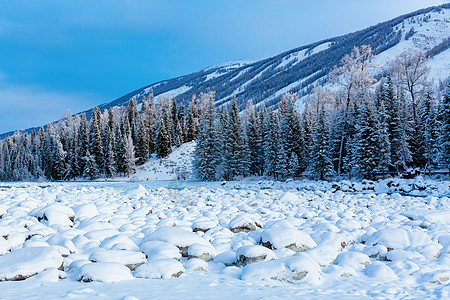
[99,3,450,111]
[1,4,449,139]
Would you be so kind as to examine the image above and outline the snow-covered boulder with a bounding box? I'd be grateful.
[76,262,134,283]
[140,241,182,260]
[192,218,219,233]
[241,253,321,285]
[0,236,10,255]
[89,250,146,271]
[188,243,215,262]
[422,269,450,285]
[334,251,371,271]
[228,214,262,233]
[185,258,208,271]
[30,204,75,227]
[235,245,276,266]
[260,228,316,252]
[363,263,397,281]
[365,228,432,250]
[141,226,211,257]
[72,203,99,221]
[214,251,236,266]
[0,247,63,281]
[99,234,139,251]
[134,259,184,279]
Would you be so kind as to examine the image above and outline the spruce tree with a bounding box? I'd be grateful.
[309,105,333,180]
[156,109,172,158]
[439,84,450,173]
[193,96,217,180]
[356,98,380,179]
[83,149,99,180]
[89,107,104,173]
[224,97,248,180]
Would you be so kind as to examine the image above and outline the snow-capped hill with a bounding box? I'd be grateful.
[373,7,450,82]
[94,4,450,113]
[130,141,196,181]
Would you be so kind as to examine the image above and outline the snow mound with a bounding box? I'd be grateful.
[365,228,431,250]
[228,214,261,233]
[141,226,211,256]
[364,263,397,281]
[261,228,316,252]
[140,241,182,260]
[89,250,146,270]
[241,253,321,285]
[236,245,277,266]
[188,243,215,261]
[0,247,63,281]
[99,234,139,251]
[76,262,134,283]
[334,251,371,271]
[185,258,208,271]
[134,259,184,279]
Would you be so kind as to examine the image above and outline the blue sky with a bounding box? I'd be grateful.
[0,0,446,133]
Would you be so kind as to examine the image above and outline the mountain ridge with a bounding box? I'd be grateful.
[2,3,449,139]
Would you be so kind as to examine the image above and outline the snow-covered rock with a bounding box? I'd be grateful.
[134,259,184,279]
[89,250,146,271]
[76,262,134,283]
[141,226,211,257]
[0,247,63,281]
[235,245,276,266]
[260,228,316,252]
[241,253,322,285]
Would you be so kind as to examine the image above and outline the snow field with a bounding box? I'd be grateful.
[0,177,448,299]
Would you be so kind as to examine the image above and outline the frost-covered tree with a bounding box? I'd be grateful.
[82,149,99,180]
[329,45,376,175]
[155,108,172,158]
[356,98,380,179]
[224,97,248,180]
[309,105,333,180]
[439,84,450,173]
[193,95,217,181]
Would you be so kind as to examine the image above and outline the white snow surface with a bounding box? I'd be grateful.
[0,178,449,299]
[131,141,195,181]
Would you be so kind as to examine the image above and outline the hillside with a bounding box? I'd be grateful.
[99,4,450,111]
[1,4,449,139]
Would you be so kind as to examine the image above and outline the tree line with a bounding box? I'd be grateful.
[0,92,203,181]
[194,47,450,180]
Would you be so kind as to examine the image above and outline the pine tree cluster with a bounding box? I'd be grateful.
[0,92,196,181]
[194,81,450,181]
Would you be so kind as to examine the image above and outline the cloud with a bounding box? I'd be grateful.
[0,84,102,134]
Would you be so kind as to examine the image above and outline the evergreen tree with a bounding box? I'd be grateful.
[356,98,380,179]
[136,117,149,165]
[156,109,172,158]
[245,102,261,176]
[439,84,450,173]
[193,95,218,180]
[185,95,199,142]
[83,149,99,180]
[89,107,104,173]
[224,97,248,180]
[376,101,392,173]
[124,133,136,177]
[309,105,333,180]
[263,111,280,178]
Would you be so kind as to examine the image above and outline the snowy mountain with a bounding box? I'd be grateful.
[1,4,449,139]
[96,4,449,112]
